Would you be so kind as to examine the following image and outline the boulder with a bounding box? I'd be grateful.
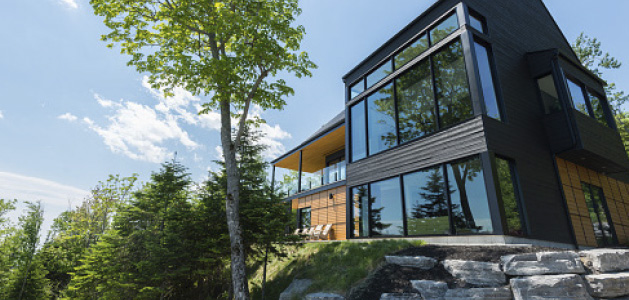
[501,251,585,276]
[510,274,593,300]
[444,287,512,300]
[279,279,312,300]
[380,293,422,300]
[442,260,506,287]
[584,272,629,298]
[386,256,438,270]
[410,280,448,300]
[305,292,346,300]
[580,249,629,273]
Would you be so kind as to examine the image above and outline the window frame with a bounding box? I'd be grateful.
[563,75,613,128]
[467,9,487,34]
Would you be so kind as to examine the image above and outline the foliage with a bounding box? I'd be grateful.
[249,240,424,300]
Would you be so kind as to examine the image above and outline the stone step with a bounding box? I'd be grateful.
[386,256,438,270]
[305,292,346,300]
[510,274,593,300]
[501,251,585,276]
[380,293,422,300]
[580,249,629,273]
[279,279,312,300]
[442,260,506,287]
[444,287,512,300]
[410,280,448,300]
[584,272,629,298]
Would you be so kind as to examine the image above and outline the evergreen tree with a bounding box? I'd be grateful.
[0,199,17,298]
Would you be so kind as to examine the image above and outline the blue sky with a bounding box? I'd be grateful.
[1,0,628,232]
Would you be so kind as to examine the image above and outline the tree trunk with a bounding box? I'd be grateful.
[261,244,270,300]
[220,99,250,300]
[450,164,476,229]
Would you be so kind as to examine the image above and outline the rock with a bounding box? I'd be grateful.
[410,280,448,300]
[442,260,506,287]
[279,279,312,300]
[380,293,422,300]
[510,274,593,300]
[584,272,629,298]
[444,287,513,300]
[580,249,629,273]
[386,256,438,270]
[501,251,585,276]
[305,292,346,300]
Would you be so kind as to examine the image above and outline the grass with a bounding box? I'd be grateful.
[249,239,424,300]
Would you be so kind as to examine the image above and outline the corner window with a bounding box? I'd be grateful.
[396,59,436,143]
[430,13,459,45]
[474,41,502,121]
[433,40,473,128]
[495,157,526,236]
[588,92,609,127]
[350,100,367,161]
[367,83,397,155]
[469,11,486,34]
[567,78,589,115]
[447,157,493,234]
[537,75,562,114]
[350,79,365,99]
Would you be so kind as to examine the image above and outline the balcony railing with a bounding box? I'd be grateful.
[275,161,346,197]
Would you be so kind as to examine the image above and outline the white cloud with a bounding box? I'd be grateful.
[215,146,224,161]
[75,76,291,163]
[58,112,78,122]
[58,0,78,9]
[0,110,4,119]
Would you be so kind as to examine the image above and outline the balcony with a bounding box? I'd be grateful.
[272,113,346,198]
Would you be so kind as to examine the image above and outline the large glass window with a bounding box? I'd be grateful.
[474,41,502,121]
[430,13,459,45]
[434,40,473,128]
[394,34,429,70]
[350,79,365,99]
[588,92,609,127]
[350,101,367,161]
[351,185,370,238]
[396,60,436,143]
[469,12,486,34]
[367,61,392,88]
[367,84,397,155]
[369,178,404,236]
[567,78,589,115]
[537,75,562,114]
[403,166,451,236]
[447,157,493,234]
[582,183,616,247]
[495,157,526,236]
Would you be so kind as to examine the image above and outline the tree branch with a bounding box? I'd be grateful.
[234,69,268,150]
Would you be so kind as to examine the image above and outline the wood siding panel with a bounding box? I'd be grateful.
[557,158,629,247]
[292,186,347,241]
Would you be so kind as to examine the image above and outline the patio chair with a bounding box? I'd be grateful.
[312,224,324,240]
[318,224,333,240]
[304,227,315,240]
[293,228,301,235]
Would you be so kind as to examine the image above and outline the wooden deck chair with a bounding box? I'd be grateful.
[304,227,315,240]
[319,224,333,240]
[293,228,301,235]
[312,224,324,240]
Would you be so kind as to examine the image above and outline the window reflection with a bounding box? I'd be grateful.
[495,157,525,236]
[351,185,370,238]
[367,83,397,155]
[469,13,485,33]
[447,157,493,234]
[369,178,404,236]
[395,34,429,70]
[350,79,365,99]
[434,41,473,128]
[582,183,616,246]
[537,75,561,114]
[403,166,451,235]
[367,61,392,88]
[430,13,459,45]
[298,207,311,229]
[588,92,609,127]
[567,78,589,115]
[397,60,436,143]
[474,41,501,121]
[350,101,367,161]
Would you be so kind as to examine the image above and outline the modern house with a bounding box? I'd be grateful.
[271,0,629,248]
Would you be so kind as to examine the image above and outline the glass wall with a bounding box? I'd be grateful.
[350,79,365,99]
[495,157,526,236]
[352,155,496,238]
[396,60,436,143]
[403,166,450,235]
[367,83,397,155]
[394,34,429,70]
[565,77,612,127]
[351,101,367,161]
[430,13,459,45]
[274,166,299,196]
[474,41,501,121]
[367,62,393,88]
[447,157,493,234]
[434,40,473,128]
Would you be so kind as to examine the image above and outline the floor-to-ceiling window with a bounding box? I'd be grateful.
[582,183,617,246]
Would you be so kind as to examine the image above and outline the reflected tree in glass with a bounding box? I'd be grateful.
[404,167,454,235]
[496,158,525,236]
[429,13,459,45]
[588,92,609,127]
[448,157,493,234]
[396,60,437,143]
[367,83,398,153]
[394,34,429,70]
[433,41,473,128]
